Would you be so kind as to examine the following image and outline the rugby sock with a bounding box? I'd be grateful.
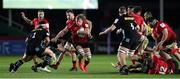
[167,59,174,71]
[14,60,23,70]
[84,60,90,68]
[42,55,52,68]
[78,54,83,65]
[56,62,60,65]
[72,61,77,68]
[36,63,43,67]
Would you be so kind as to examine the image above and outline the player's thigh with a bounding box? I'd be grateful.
[84,48,91,53]
[57,43,65,52]
[130,37,141,51]
[76,45,83,50]
[64,42,71,50]
[120,37,133,50]
[70,44,76,52]
[160,51,172,61]
[117,45,129,55]
[22,55,34,62]
[43,48,55,57]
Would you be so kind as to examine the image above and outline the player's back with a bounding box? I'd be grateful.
[132,13,144,26]
[27,28,49,47]
[153,21,176,41]
[116,14,140,37]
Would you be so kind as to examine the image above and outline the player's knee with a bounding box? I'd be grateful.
[43,55,52,65]
[77,48,85,56]
[129,50,135,57]
[85,52,91,61]
[117,47,127,55]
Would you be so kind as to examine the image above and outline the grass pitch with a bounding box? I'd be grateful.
[0,55,180,78]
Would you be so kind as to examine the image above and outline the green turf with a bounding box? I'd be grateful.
[0,55,180,78]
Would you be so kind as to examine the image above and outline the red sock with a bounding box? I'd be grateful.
[78,56,83,64]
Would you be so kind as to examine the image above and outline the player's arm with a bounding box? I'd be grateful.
[155,28,168,51]
[21,12,33,25]
[137,21,146,35]
[99,19,118,35]
[84,24,90,35]
[44,32,50,46]
[99,24,116,36]
[54,26,69,41]
[44,36,50,47]
[86,19,92,33]
[159,28,168,45]
[86,20,93,38]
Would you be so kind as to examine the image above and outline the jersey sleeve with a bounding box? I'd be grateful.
[43,19,49,23]
[83,21,89,28]
[158,22,167,31]
[139,17,145,26]
[114,16,124,29]
[66,21,74,30]
[113,18,119,27]
[32,18,37,25]
[44,30,50,37]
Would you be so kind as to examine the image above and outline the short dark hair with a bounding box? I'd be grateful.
[66,9,74,13]
[146,17,156,23]
[144,11,153,20]
[38,10,44,12]
[76,14,86,21]
[127,5,134,9]
[119,6,126,13]
[133,6,142,13]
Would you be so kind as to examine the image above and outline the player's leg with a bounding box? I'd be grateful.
[83,47,91,72]
[32,48,54,72]
[39,48,56,72]
[51,43,66,69]
[32,56,39,65]
[169,42,180,61]
[68,50,78,71]
[131,36,148,65]
[117,46,129,75]
[9,53,34,72]
[173,50,180,61]
[32,48,55,68]
[76,45,85,71]
[64,42,77,71]
[159,50,175,72]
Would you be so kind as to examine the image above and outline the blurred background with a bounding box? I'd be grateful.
[0,0,180,55]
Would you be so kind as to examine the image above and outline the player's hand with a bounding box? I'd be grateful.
[88,33,93,39]
[51,38,57,43]
[116,28,122,34]
[156,42,163,50]
[21,12,26,18]
[153,44,162,52]
[99,32,105,36]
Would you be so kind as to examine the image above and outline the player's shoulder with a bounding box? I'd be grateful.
[43,18,49,22]
[123,14,134,21]
[116,15,126,20]
[158,21,168,28]
[66,20,72,24]
[33,18,38,21]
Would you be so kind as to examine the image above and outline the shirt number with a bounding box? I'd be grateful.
[130,23,135,30]
[160,23,166,28]
[32,33,36,38]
